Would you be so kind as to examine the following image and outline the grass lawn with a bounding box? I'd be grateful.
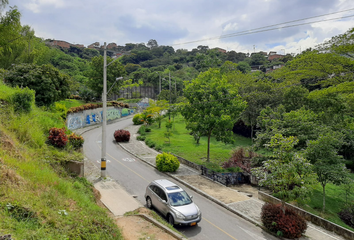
[144,114,253,168]
[298,182,354,231]
[56,99,87,109]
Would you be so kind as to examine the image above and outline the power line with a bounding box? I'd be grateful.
[172,8,354,47]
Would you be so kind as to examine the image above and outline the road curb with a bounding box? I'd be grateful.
[117,142,264,228]
[136,214,188,240]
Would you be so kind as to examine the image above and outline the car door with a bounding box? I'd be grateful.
[153,186,169,216]
[149,185,160,208]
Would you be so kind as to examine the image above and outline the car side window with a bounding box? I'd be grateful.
[156,186,167,201]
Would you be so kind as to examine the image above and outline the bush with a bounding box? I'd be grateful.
[154,145,162,151]
[53,103,67,120]
[261,203,307,238]
[133,113,144,125]
[156,152,180,172]
[138,125,146,135]
[113,129,130,142]
[68,133,84,150]
[145,138,155,148]
[48,127,68,148]
[145,127,151,132]
[339,205,354,228]
[137,135,146,141]
[10,87,35,113]
[221,147,257,173]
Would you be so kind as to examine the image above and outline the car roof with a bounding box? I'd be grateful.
[152,179,183,193]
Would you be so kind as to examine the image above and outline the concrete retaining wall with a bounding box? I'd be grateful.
[64,161,84,176]
[258,191,354,240]
[66,107,136,130]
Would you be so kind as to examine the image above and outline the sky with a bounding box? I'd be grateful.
[5,0,354,55]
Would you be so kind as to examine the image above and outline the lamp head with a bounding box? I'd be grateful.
[116,77,123,81]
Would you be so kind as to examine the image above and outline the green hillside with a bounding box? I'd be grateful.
[0,82,122,239]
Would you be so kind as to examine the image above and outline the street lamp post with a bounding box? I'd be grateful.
[101,42,123,178]
[156,72,161,95]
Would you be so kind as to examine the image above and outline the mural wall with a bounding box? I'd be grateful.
[66,107,135,130]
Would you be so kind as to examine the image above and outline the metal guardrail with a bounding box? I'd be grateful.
[201,166,250,186]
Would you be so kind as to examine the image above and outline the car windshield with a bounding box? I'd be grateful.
[168,191,192,207]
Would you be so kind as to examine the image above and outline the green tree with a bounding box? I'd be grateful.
[181,68,247,162]
[236,61,251,73]
[317,27,354,55]
[0,4,23,69]
[304,133,348,212]
[6,63,70,106]
[255,106,324,149]
[145,99,169,128]
[251,134,316,210]
[86,55,126,97]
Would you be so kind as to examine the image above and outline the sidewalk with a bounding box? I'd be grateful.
[117,124,347,240]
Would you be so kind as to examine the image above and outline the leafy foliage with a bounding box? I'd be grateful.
[68,132,84,150]
[86,55,126,97]
[133,113,144,125]
[181,68,247,161]
[6,63,70,106]
[155,152,180,172]
[304,132,349,212]
[10,86,35,113]
[221,147,257,173]
[113,129,130,142]
[261,203,307,239]
[252,134,316,203]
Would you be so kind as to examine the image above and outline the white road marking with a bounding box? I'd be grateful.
[122,158,135,162]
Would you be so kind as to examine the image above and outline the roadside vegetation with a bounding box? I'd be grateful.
[2,1,354,237]
[0,82,122,239]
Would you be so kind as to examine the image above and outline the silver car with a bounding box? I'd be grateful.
[144,179,202,226]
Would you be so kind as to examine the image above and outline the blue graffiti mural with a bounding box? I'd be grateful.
[137,102,149,108]
[67,116,84,130]
[67,108,135,130]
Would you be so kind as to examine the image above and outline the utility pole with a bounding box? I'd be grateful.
[101,42,107,178]
[169,71,171,121]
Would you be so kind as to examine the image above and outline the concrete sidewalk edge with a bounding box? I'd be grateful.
[117,142,283,238]
[136,214,188,240]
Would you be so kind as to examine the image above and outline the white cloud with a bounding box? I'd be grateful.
[8,0,354,52]
[223,23,239,32]
[24,0,66,13]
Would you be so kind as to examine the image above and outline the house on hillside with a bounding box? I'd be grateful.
[268,51,284,61]
[213,47,227,53]
[107,42,117,49]
[88,42,100,49]
[45,40,84,49]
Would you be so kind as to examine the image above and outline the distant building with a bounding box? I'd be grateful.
[88,42,100,49]
[213,47,227,53]
[268,51,284,61]
[46,40,84,49]
[107,42,117,49]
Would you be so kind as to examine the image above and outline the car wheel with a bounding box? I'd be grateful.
[168,214,174,226]
[146,197,152,209]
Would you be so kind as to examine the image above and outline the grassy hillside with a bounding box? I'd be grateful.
[0,81,122,239]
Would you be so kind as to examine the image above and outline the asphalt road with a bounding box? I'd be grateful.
[82,118,278,240]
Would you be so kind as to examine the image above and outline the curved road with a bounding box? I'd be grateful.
[83,118,277,240]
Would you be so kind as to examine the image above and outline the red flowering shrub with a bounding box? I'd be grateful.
[261,203,307,239]
[113,129,130,142]
[48,127,68,148]
[222,147,258,173]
